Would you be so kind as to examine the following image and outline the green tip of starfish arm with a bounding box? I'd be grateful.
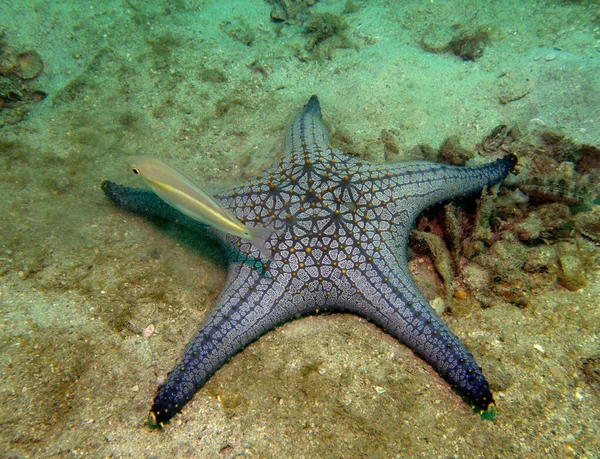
[144,412,170,429]
[474,403,497,421]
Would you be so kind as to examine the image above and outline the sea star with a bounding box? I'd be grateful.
[102,95,516,425]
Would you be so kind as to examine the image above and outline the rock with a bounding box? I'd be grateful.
[574,206,600,241]
[13,50,43,79]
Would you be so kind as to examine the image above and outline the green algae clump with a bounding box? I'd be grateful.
[304,12,348,50]
[475,404,497,421]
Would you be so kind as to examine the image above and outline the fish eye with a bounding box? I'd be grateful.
[131,167,139,175]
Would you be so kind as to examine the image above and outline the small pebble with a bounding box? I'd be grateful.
[454,288,468,300]
[431,297,446,316]
[143,323,155,339]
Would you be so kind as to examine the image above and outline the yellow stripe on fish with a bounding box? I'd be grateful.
[127,155,279,261]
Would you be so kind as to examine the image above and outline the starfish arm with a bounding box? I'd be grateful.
[377,154,517,220]
[149,265,308,425]
[342,261,494,411]
[283,95,331,157]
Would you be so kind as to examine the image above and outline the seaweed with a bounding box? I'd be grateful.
[582,356,600,396]
[380,128,399,161]
[146,32,182,71]
[438,135,474,166]
[0,33,46,124]
[267,0,319,23]
[419,26,492,61]
[342,0,366,14]
[198,67,228,84]
[221,18,255,46]
[447,28,490,61]
[411,123,599,310]
[304,12,349,50]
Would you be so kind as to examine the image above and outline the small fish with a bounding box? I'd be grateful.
[127,155,278,261]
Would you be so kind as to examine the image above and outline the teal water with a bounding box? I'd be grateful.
[0,1,598,457]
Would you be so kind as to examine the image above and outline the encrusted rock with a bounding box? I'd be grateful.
[555,242,587,291]
[574,206,600,241]
[463,263,491,292]
[523,245,557,273]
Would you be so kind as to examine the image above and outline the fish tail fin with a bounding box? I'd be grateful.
[246,226,281,261]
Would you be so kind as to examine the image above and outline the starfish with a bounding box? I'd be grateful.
[102,95,516,425]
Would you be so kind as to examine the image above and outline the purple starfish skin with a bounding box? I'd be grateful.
[102,95,516,425]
